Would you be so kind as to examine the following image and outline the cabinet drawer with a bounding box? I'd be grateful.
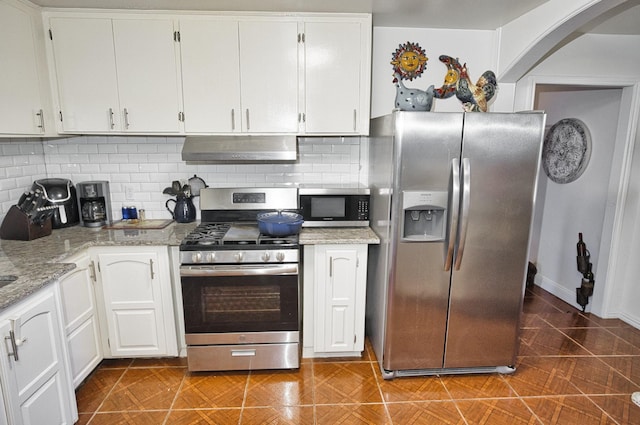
[187,343,299,371]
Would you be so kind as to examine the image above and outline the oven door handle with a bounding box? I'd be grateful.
[180,264,298,276]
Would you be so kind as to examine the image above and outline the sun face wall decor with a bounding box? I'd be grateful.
[391,41,434,111]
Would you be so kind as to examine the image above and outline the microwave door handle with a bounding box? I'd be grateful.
[454,157,471,270]
[444,158,460,271]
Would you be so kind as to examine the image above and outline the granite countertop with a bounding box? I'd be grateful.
[298,226,380,245]
[0,222,197,312]
[0,222,379,312]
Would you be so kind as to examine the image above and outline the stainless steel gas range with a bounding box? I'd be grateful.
[179,187,300,372]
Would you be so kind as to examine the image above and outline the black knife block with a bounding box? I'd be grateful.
[0,205,52,241]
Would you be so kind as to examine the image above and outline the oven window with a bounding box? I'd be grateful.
[182,274,298,334]
[311,197,345,218]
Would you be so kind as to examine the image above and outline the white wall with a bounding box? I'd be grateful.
[371,27,504,117]
[533,88,622,312]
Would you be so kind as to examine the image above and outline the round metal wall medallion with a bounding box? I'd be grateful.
[542,118,591,184]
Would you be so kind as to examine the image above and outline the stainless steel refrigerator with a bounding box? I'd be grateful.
[366,111,546,379]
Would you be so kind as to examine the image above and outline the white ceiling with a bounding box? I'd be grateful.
[29,0,640,34]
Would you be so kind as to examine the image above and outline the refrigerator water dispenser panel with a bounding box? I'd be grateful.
[401,191,448,241]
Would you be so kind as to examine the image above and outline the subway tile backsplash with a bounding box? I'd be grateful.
[0,135,368,222]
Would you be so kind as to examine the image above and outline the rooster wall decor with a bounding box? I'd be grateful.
[390,41,434,111]
[433,55,498,112]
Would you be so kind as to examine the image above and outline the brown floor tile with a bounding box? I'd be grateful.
[378,375,451,402]
[313,362,382,404]
[455,398,542,424]
[85,411,169,424]
[165,408,242,424]
[519,328,592,356]
[590,394,640,425]
[76,368,126,413]
[504,356,581,397]
[99,367,185,411]
[600,355,640,386]
[245,364,314,407]
[440,374,518,399]
[523,395,617,425]
[315,403,390,424]
[240,406,315,424]
[73,286,640,424]
[387,400,465,424]
[556,356,640,395]
[559,327,640,355]
[172,371,248,409]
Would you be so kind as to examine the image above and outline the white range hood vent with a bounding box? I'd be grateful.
[181,135,298,163]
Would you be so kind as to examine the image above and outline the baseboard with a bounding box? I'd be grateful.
[534,274,588,312]
[618,312,640,329]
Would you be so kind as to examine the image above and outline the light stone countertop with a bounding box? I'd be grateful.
[0,223,379,312]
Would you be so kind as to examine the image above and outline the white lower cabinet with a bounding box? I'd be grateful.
[0,287,76,425]
[91,246,178,358]
[302,244,368,357]
[58,253,102,388]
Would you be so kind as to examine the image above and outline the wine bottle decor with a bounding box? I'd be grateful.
[575,232,595,312]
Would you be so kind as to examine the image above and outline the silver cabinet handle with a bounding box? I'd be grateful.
[329,256,333,277]
[454,158,471,270]
[246,109,250,130]
[149,259,155,279]
[353,109,357,131]
[231,109,235,131]
[108,108,115,129]
[124,108,130,129]
[231,349,256,357]
[5,330,19,361]
[36,109,44,132]
[89,261,97,281]
[444,158,460,271]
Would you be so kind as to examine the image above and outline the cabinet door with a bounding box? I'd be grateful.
[113,19,182,133]
[180,19,242,133]
[58,256,102,388]
[0,1,44,135]
[303,21,363,134]
[94,248,176,357]
[0,290,75,425]
[49,17,120,132]
[239,20,299,133]
[314,245,367,353]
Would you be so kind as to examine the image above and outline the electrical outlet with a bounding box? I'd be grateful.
[125,185,135,200]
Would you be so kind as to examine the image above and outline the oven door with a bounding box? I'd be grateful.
[180,264,299,345]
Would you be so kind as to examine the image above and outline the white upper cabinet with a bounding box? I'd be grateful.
[180,19,241,133]
[180,18,299,133]
[0,0,52,136]
[48,15,182,134]
[238,20,299,133]
[302,19,371,135]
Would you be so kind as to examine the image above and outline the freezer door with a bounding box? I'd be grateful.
[383,112,463,370]
[444,112,545,368]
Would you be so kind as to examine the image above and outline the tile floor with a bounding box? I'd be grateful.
[75,285,640,424]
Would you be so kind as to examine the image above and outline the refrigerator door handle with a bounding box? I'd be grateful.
[444,158,460,271]
[454,157,471,270]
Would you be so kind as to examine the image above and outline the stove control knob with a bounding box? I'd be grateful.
[276,252,285,262]
[205,252,216,263]
[191,252,202,263]
[235,252,244,262]
[261,252,271,262]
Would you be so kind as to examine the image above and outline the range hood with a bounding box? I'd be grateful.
[181,135,297,162]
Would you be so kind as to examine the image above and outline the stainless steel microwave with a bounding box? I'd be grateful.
[299,187,370,227]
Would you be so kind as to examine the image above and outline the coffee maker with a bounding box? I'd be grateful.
[77,181,112,227]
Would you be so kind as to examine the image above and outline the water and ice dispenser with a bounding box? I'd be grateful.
[401,191,448,241]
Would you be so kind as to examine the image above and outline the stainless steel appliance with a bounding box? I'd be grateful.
[179,187,301,372]
[366,111,546,379]
[77,181,112,227]
[32,178,79,228]
[299,187,370,227]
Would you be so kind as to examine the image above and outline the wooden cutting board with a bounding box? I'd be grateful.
[103,219,174,230]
